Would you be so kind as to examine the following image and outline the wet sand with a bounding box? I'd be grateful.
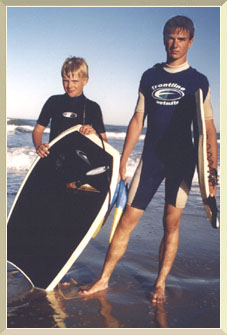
[7,185,220,328]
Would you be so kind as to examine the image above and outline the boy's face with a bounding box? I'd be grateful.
[164,28,193,64]
[62,71,88,98]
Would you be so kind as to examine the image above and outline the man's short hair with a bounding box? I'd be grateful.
[61,57,89,79]
[163,16,195,40]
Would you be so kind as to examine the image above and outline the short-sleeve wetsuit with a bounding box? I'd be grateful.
[128,62,213,210]
[37,93,105,142]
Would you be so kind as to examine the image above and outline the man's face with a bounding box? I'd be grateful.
[164,28,193,64]
[62,71,88,98]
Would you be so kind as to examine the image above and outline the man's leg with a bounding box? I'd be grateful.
[152,204,183,303]
[79,205,144,296]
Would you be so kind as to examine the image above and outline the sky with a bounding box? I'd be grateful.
[7,6,220,129]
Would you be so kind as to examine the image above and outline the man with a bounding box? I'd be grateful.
[33,56,107,157]
[78,16,218,303]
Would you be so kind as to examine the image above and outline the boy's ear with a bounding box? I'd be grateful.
[83,77,89,86]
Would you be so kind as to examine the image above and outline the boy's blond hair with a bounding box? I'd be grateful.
[61,57,89,79]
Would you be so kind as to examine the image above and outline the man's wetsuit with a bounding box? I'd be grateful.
[128,62,213,210]
[37,93,105,141]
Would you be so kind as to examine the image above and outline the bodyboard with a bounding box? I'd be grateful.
[195,89,219,228]
[7,125,120,290]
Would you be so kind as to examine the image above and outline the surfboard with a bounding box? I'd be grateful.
[7,125,120,291]
[195,89,219,229]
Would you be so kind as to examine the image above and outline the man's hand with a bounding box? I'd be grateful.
[208,168,218,197]
[205,119,218,198]
[119,161,129,184]
[119,162,126,181]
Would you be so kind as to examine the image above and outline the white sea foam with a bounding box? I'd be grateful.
[7,124,50,135]
[6,120,219,185]
[6,144,142,175]
[7,147,36,172]
[126,156,200,184]
[6,123,220,144]
[6,144,201,185]
[126,156,141,179]
[106,131,145,141]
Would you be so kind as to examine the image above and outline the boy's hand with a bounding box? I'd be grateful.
[36,143,50,158]
[79,125,96,136]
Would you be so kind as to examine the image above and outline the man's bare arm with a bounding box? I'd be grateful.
[120,111,144,180]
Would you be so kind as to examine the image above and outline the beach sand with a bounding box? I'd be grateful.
[7,184,220,328]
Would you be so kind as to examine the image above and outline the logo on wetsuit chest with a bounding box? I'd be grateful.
[62,112,78,118]
[151,83,185,105]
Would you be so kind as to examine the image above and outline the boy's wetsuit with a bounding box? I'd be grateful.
[37,93,105,142]
[128,63,212,210]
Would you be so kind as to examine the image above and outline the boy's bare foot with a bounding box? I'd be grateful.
[78,279,108,296]
[152,285,166,304]
[59,275,71,286]
[61,282,71,286]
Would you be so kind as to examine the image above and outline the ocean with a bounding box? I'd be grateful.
[7,118,220,328]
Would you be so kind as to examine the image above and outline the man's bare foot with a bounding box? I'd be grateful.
[152,285,166,304]
[78,279,108,296]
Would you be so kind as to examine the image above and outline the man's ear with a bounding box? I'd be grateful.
[188,38,194,49]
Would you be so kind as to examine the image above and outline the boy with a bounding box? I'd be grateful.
[33,56,107,157]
